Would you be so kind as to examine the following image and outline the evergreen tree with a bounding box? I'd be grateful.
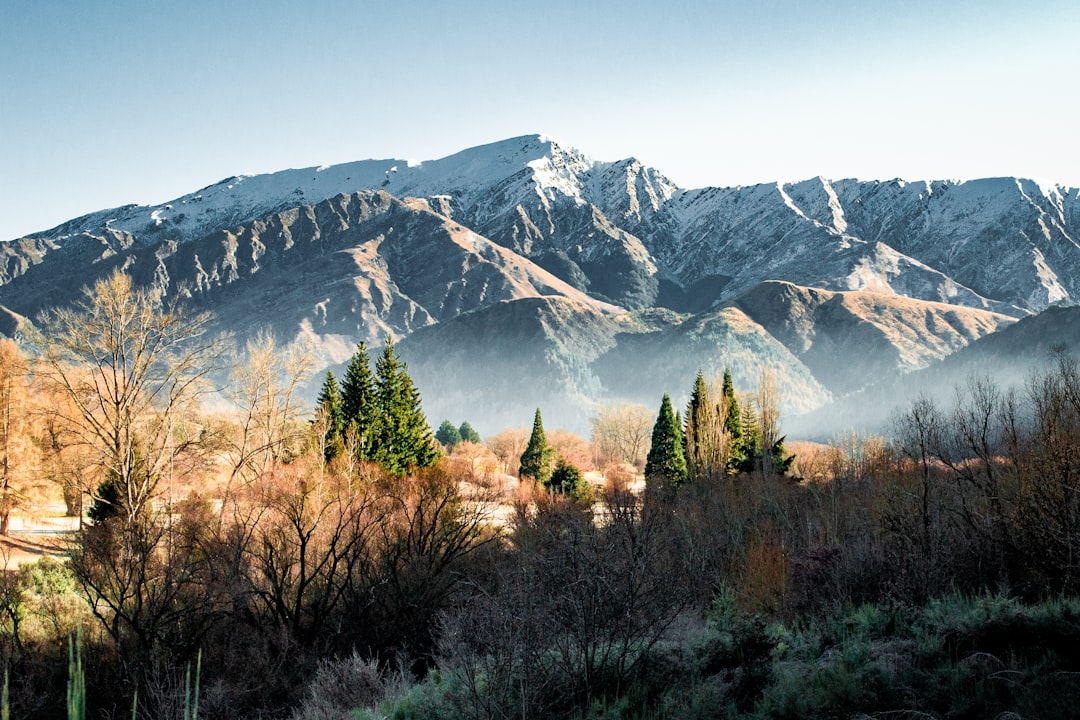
[436,420,463,449]
[519,408,555,484]
[767,435,796,475]
[458,421,481,444]
[547,456,591,503]
[645,394,687,494]
[370,338,440,475]
[340,342,377,459]
[736,400,763,474]
[87,474,123,524]
[722,369,746,473]
[314,370,345,461]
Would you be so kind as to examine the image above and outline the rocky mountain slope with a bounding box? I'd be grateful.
[730,281,1015,395]
[3,135,1076,433]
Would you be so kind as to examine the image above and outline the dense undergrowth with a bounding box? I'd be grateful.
[332,592,1080,720]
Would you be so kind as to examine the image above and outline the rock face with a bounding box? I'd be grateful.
[3,135,1075,433]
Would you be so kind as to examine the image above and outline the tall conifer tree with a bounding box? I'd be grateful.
[685,370,725,481]
[314,369,344,461]
[645,394,687,494]
[519,408,554,484]
[370,338,439,475]
[722,369,746,473]
[340,342,377,459]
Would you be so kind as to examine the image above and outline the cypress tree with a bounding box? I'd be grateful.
[370,337,439,475]
[722,369,742,439]
[645,394,687,494]
[519,408,554,484]
[314,369,345,461]
[685,369,722,481]
[340,342,377,459]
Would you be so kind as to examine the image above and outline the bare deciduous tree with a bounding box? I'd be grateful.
[222,331,313,497]
[486,427,529,476]
[33,270,225,524]
[589,402,653,470]
[0,340,44,534]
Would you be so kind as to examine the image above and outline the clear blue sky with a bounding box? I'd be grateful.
[2,0,1078,241]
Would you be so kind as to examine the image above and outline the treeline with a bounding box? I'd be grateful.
[642,368,794,497]
[1,270,1080,718]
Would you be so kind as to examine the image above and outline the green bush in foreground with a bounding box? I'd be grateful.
[352,592,1080,720]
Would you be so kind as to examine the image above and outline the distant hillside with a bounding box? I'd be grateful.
[791,306,1080,440]
[731,281,1015,395]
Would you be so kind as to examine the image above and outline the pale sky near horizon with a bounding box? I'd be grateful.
[2,0,1078,241]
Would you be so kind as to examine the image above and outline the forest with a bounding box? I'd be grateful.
[2,270,1080,719]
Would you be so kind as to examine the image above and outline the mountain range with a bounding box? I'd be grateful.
[4,134,1078,435]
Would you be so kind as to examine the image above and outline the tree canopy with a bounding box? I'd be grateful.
[458,421,481,444]
[436,420,463,448]
[340,341,377,456]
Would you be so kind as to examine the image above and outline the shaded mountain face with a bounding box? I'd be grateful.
[3,135,1075,434]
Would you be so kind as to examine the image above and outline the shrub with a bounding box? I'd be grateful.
[290,653,390,720]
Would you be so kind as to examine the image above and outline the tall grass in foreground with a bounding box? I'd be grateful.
[67,630,84,720]
[184,650,202,720]
[48,630,202,720]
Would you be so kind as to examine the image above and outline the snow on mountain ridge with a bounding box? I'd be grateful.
[7,135,1080,314]
[10,135,683,251]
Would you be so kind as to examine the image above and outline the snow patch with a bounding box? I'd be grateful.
[820,178,848,234]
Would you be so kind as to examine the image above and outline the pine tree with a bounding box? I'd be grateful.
[340,342,377,459]
[370,338,440,475]
[768,436,796,475]
[722,369,746,473]
[645,394,687,494]
[519,408,554,484]
[458,421,481,444]
[314,370,344,461]
[436,420,462,449]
